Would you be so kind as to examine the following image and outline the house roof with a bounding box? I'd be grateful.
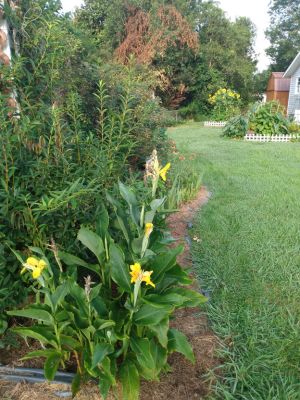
[266,72,290,92]
[283,52,300,78]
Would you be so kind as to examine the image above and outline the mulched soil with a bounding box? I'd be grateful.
[0,187,220,400]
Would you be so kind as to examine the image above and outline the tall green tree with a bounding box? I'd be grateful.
[266,0,300,71]
[185,2,257,113]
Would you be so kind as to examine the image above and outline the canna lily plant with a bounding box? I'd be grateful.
[8,181,206,399]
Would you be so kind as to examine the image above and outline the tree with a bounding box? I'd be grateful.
[253,68,271,99]
[76,0,258,111]
[77,1,199,108]
[115,5,198,64]
[186,2,257,112]
[266,0,300,71]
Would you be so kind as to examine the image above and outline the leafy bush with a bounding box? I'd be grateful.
[0,0,170,327]
[0,76,170,327]
[178,101,205,120]
[159,109,182,126]
[249,101,289,135]
[8,181,207,399]
[222,101,296,138]
[208,88,241,121]
[98,60,172,164]
[222,115,249,138]
[288,121,300,135]
[0,0,171,330]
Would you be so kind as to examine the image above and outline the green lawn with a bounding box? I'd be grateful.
[169,123,300,400]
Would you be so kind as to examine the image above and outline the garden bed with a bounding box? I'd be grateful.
[0,187,220,400]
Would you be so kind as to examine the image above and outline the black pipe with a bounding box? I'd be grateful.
[0,364,74,384]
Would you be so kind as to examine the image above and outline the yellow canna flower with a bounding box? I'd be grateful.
[130,262,142,283]
[38,259,47,270]
[26,257,39,267]
[159,162,171,182]
[144,222,153,237]
[32,267,42,279]
[141,270,155,288]
[129,263,155,287]
[21,256,47,279]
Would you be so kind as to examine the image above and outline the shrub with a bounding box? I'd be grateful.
[8,180,207,399]
[249,101,289,135]
[98,60,172,165]
[208,88,241,121]
[0,78,169,328]
[178,101,205,120]
[222,115,249,138]
[288,121,300,135]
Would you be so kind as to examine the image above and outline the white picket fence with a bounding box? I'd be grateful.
[204,121,227,127]
[245,133,299,143]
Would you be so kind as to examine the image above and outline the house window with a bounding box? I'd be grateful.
[296,77,300,94]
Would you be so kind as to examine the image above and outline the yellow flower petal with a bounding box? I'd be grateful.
[32,267,42,279]
[159,162,171,182]
[141,270,155,288]
[130,263,141,273]
[26,257,39,267]
[38,259,47,270]
[130,263,142,283]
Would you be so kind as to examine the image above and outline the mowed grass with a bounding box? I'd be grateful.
[169,123,300,399]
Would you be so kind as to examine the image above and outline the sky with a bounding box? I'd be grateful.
[217,0,271,71]
[61,0,271,71]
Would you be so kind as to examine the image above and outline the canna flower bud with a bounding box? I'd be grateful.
[144,222,154,237]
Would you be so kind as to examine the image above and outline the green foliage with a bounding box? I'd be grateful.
[0,78,148,321]
[8,181,207,398]
[288,121,300,135]
[1,1,172,326]
[75,0,258,113]
[178,102,207,121]
[223,115,249,138]
[249,101,289,135]
[208,88,241,121]
[253,69,272,99]
[98,60,172,164]
[266,0,300,71]
[223,101,297,138]
[187,2,257,112]
[166,159,202,209]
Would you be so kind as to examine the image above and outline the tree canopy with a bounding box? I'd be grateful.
[266,0,300,71]
[75,0,258,112]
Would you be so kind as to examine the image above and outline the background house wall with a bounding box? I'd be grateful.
[287,65,300,118]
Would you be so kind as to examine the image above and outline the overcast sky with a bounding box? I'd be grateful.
[61,0,271,71]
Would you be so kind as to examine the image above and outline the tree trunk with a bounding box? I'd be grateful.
[0,0,18,116]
